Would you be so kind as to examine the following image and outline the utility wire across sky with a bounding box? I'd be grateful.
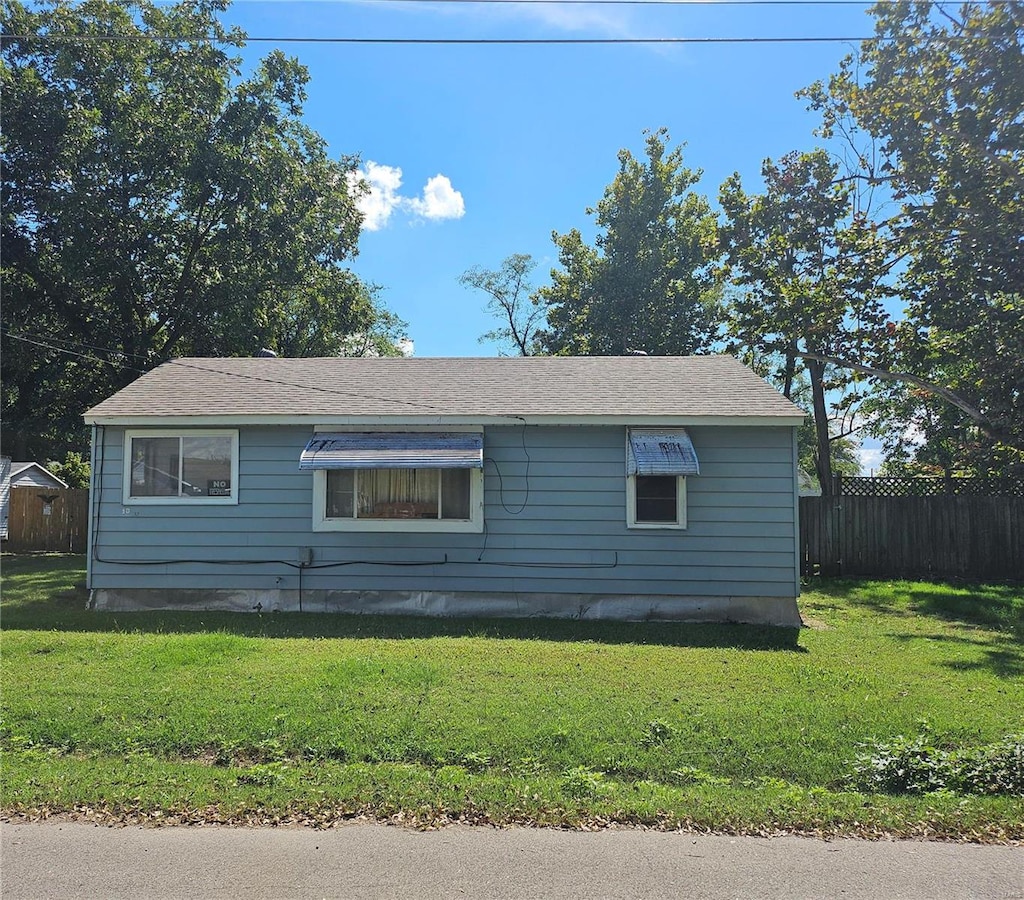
[4,0,1013,45]
[3,33,883,43]
[340,0,1022,5]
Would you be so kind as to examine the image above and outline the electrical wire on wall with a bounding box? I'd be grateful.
[486,416,532,515]
[90,423,105,566]
[63,336,618,584]
[478,416,532,561]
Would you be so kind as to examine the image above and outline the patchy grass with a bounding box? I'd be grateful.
[2,555,1022,838]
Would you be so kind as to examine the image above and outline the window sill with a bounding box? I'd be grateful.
[313,517,483,534]
[122,496,239,506]
[627,521,687,530]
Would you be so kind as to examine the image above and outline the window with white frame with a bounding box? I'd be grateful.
[123,431,238,504]
[303,431,484,533]
[625,428,698,530]
[627,474,688,528]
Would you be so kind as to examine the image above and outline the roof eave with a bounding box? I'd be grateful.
[84,412,806,427]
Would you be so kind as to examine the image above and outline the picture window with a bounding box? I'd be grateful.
[123,431,238,504]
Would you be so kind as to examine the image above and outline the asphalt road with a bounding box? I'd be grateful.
[2,822,1022,900]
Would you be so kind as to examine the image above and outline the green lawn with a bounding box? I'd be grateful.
[2,554,1022,838]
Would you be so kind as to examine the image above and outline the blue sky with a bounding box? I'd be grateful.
[221,1,873,349]
[221,0,884,468]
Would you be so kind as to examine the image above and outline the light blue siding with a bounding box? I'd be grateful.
[88,424,799,598]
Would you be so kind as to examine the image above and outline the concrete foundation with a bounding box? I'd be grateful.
[90,587,802,627]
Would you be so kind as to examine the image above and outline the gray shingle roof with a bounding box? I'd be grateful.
[84,356,804,421]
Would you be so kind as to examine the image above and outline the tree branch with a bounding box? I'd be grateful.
[792,349,1021,450]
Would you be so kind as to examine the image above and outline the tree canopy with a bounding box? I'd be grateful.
[802,0,1024,470]
[719,149,888,491]
[1,0,392,459]
[537,130,721,357]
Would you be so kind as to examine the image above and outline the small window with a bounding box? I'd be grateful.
[625,427,694,530]
[627,474,687,529]
[123,431,238,504]
[635,475,678,523]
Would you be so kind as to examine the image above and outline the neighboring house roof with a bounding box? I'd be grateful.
[84,356,806,426]
[9,462,69,489]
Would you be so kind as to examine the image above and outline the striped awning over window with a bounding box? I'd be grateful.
[627,428,699,476]
[299,432,484,470]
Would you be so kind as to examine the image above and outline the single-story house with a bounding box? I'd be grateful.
[8,461,69,490]
[83,356,806,625]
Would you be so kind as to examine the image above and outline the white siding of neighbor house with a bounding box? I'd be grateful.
[10,467,65,489]
[0,457,10,539]
[87,424,799,598]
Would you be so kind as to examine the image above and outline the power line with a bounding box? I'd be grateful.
[4,331,467,417]
[7,332,148,370]
[4,0,1017,46]
[13,331,157,364]
[0,33,893,44]
[9,27,1018,44]
[348,0,1022,4]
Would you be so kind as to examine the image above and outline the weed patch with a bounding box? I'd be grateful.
[850,733,1024,796]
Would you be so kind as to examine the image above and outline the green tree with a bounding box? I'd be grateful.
[1,0,387,460]
[719,149,889,494]
[537,130,721,356]
[801,0,1024,468]
[460,254,545,356]
[46,451,90,489]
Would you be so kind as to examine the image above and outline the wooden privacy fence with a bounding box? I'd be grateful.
[801,495,1024,579]
[3,488,89,553]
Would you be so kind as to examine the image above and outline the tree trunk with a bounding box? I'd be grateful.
[806,357,835,497]
[782,344,797,399]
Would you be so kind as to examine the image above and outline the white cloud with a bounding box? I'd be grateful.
[487,2,634,37]
[344,0,635,38]
[903,423,927,446]
[407,174,465,223]
[858,447,883,474]
[350,162,465,230]
[348,161,405,232]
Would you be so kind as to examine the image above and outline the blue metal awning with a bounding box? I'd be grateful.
[300,432,484,470]
[627,428,699,476]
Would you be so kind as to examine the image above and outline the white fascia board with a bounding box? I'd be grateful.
[85,413,806,427]
[13,462,69,488]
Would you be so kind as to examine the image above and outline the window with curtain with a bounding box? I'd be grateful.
[327,468,471,520]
